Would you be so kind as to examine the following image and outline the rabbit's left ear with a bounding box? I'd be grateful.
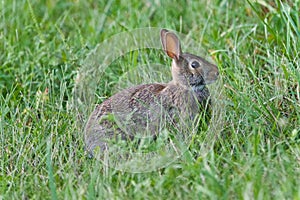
[160,29,182,61]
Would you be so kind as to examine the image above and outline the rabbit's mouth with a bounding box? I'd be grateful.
[204,69,219,84]
[204,79,218,85]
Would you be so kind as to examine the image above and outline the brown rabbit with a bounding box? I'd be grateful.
[84,29,219,155]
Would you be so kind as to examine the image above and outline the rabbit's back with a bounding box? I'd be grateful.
[84,82,209,153]
[86,82,208,131]
[85,83,169,152]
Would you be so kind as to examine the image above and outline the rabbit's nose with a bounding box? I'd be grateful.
[210,70,219,78]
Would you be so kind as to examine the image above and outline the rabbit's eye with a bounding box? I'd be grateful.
[190,61,200,68]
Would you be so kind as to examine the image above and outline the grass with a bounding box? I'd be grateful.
[1,0,300,199]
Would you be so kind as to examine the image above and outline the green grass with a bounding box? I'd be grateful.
[1,0,300,199]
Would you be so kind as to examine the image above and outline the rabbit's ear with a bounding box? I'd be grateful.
[160,29,182,61]
[160,29,169,49]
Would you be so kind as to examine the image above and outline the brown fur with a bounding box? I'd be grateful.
[84,29,219,154]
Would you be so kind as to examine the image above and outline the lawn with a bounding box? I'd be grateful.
[1,0,300,199]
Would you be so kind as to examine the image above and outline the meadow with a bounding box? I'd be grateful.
[1,0,300,199]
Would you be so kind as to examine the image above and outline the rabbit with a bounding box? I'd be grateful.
[84,29,219,155]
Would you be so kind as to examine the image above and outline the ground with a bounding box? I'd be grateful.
[1,0,300,199]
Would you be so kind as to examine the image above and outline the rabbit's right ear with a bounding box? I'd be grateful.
[160,29,182,61]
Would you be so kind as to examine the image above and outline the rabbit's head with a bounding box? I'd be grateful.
[160,29,219,90]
